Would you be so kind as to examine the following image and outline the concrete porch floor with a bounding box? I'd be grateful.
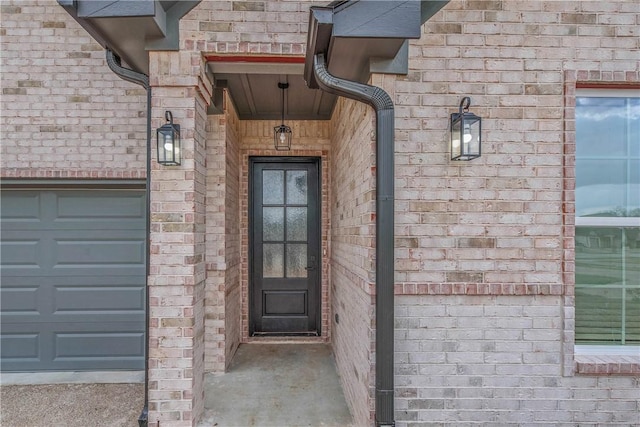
[199,343,354,427]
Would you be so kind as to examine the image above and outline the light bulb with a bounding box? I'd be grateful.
[463,124,472,143]
[164,142,173,151]
[279,132,286,143]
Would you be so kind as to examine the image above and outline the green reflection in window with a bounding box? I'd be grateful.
[575,227,640,345]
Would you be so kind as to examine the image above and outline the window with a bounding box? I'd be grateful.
[575,89,640,346]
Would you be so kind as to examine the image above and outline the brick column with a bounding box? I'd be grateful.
[147,51,212,426]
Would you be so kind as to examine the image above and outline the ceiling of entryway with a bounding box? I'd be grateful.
[207,60,337,121]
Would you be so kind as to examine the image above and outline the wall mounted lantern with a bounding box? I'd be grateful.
[156,111,181,166]
[274,82,292,151]
[450,97,481,161]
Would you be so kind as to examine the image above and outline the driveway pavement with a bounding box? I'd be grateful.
[0,383,144,427]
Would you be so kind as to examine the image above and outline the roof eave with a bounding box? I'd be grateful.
[57,0,200,74]
[304,0,449,89]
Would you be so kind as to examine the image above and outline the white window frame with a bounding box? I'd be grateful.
[574,88,640,354]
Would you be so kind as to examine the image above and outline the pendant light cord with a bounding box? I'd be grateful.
[278,82,288,126]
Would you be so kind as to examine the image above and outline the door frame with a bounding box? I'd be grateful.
[248,156,322,336]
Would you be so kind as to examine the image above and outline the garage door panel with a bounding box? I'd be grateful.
[55,286,144,312]
[1,187,146,372]
[3,222,144,232]
[55,192,145,220]
[49,274,144,287]
[0,192,41,220]
[50,220,146,231]
[2,264,144,279]
[4,358,143,371]
[1,331,144,372]
[0,240,41,267]
[2,314,145,326]
[48,227,145,236]
[53,239,145,266]
[0,286,39,314]
[0,277,146,319]
[0,333,40,359]
[55,332,145,359]
[2,309,143,324]
[49,230,145,240]
[51,268,145,278]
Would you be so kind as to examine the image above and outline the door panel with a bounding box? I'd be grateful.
[250,158,320,335]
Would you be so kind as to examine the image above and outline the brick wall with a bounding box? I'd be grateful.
[395,295,640,425]
[203,94,247,374]
[223,95,242,370]
[390,1,640,425]
[180,0,325,55]
[204,102,227,373]
[330,96,377,426]
[395,0,639,291]
[148,50,211,426]
[0,0,146,178]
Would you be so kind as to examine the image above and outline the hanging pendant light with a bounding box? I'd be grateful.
[274,82,292,151]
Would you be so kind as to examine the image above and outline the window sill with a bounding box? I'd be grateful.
[575,354,640,375]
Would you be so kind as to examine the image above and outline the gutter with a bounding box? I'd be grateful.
[313,53,395,427]
[105,49,151,427]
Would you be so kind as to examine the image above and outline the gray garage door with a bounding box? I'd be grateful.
[1,187,146,372]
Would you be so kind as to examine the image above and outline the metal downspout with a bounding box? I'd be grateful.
[105,49,151,427]
[313,53,395,427]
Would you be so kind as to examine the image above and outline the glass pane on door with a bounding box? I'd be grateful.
[286,170,307,204]
[263,170,284,205]
[286,244,307,278]
[263,207,284,241]
[263,243,284,278]
[286,207,307,241]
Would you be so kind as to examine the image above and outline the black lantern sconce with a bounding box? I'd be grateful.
[156,111,181,166]
[274,82,292,151]
[450,97,481,161]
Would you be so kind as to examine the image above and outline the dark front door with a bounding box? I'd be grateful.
[250,158,320,335]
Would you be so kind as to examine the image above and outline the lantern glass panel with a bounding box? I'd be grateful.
[451,117,462,159]
[161,131,170,163]
[464,115,481,157]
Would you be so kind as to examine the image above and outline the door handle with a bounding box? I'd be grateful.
[305,256,317,271]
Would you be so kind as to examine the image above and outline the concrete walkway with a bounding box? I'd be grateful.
[199,343,353,427]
